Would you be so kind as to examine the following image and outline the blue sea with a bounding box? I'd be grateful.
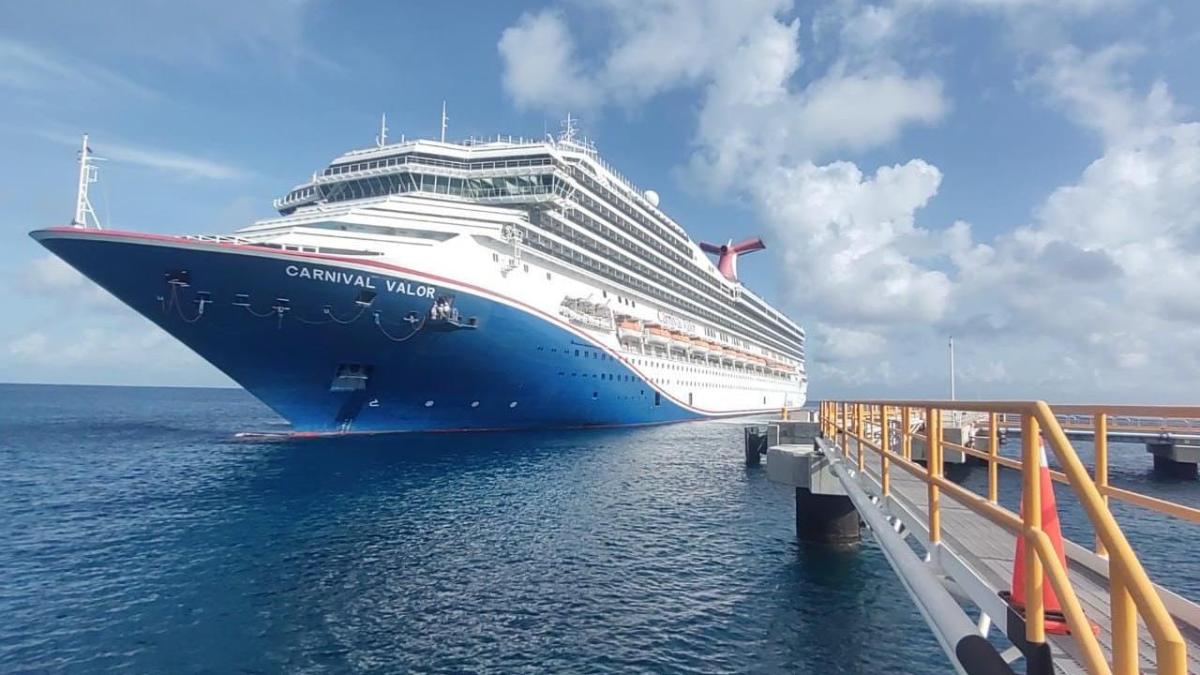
[1,384,1195,674]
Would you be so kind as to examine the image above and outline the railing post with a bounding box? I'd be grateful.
[856,404,866,471]
[1095,411,1109,557]
[881,404,891,496]
[901,407,911,460]
[988,412,999,504]
[1111,569,1138,675]
[841,402,849,449]
[927,406,941,545]
[1021,413,1045,646]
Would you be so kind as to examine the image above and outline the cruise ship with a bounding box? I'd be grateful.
[32,119,807,433]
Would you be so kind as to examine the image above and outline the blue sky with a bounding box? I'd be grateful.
[2,1,1199,401]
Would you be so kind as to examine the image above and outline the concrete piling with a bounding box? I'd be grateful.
[1147,442,1200,479]
[763,420,860,547]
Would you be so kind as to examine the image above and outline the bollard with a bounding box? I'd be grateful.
[744,426,768,466]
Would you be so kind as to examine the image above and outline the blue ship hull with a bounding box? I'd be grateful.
[32,229,777,433]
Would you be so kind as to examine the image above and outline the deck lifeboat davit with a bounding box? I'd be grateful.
[705,341,722,361]
[645,324,671,347]
[617,318,643,343]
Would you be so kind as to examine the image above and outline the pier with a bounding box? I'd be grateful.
[993,410,1200,478]
[754,401,1200,675]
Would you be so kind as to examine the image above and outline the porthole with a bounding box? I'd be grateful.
[471,401,480,408]
[509,401,518,408]
[424,400,435,407]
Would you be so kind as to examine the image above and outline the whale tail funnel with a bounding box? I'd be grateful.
[699,237,765,282]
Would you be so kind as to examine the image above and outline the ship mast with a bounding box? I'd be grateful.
[440,100,448,143]
[375,113,388,147]
[72,134,103,229]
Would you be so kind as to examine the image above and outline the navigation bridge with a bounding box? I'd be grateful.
[751,401,1200,675]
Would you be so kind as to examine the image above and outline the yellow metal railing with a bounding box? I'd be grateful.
[819,400,1189,675]
[990,407,1200,532]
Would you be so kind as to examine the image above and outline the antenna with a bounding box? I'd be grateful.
[375,113,388,147]
[949,336,956,401]
[72,133,104,230]
[440,100,448,143]
[561,112,577,143]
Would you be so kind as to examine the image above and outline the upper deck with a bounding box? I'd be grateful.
[270,129,806,352]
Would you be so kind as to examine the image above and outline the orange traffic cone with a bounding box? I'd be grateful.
[1004,437,1079,635]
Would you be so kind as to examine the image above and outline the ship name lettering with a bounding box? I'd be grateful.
[285,265,434,297]
[384,279,436,297]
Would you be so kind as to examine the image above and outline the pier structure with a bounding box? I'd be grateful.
[759,401,1200,675]
[994,409,1200,478]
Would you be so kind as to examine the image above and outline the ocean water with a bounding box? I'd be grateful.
[1,385,1194,674]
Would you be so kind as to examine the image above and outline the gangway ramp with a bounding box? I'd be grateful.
[815,400,1200,675]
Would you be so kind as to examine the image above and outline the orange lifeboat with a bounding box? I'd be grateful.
[617,318,643,342]
[645,324,671,346]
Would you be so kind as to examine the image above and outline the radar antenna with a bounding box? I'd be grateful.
[560,112,578,143]
[375,113,388,147]
[440,100,448,143]
[72,133,105,229]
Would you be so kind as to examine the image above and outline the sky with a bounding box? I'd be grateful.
[1,0,1199,402]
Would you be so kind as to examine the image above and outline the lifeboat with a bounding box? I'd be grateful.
[720,348,735,364]
[617,318,643,342]
[645,324,671,347]
[732,349,749,366]
[705,341,722,361]
[669,330,690,353]
[687,337,708,356]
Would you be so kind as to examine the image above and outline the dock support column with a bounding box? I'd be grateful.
[794,487,860,547]
[765,440,860,548]
[1147,442,1199,479]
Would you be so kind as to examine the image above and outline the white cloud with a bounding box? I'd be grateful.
[498,11,600,111]
[18,255,119,309]
[0,38,158,100]
[815,324,887,361]
[2,320,230,386]
[101,141,250,181]
[496,1,1200,400]
[753,159,950,324]
[36,131,250,181]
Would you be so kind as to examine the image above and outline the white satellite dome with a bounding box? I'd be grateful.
[644,189,660,207]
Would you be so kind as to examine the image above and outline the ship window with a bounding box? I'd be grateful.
[471,401,480,408]
[509,401,518,408]
[424,400,434,407]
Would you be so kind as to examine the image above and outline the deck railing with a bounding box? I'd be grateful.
[820,400,1188,675]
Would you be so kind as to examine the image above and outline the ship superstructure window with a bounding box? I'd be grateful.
[319,171,556,205]
[302,221,457,242]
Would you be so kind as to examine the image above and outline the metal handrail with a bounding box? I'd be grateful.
[820,400,1188,675]
[987,410,1200,526]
